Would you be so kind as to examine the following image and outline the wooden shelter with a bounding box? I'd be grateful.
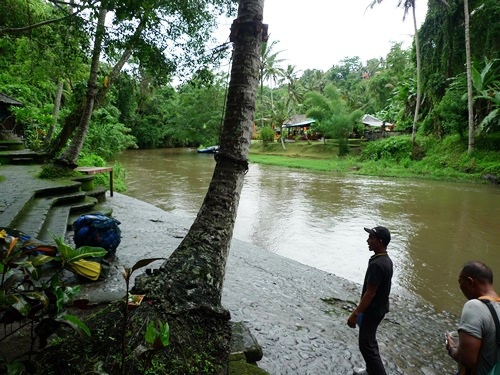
[281,114,318,141]
[0,93,24,139]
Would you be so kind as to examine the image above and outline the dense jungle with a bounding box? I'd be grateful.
[0,0,499,186]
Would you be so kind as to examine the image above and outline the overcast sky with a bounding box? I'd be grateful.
[215,0,428,73]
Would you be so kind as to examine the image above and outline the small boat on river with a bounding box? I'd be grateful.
[197,145,219,154]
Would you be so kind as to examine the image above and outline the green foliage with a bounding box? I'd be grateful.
[361,135,414,162]
[259,126,275,144]
[475,133,500,150]
[83,106,137,160]
[0,230,103,371]
[471,59,500,134]
[39,163,79,179]
[422,74,467,137]
[305,85,362,155]
[145,320,170,349]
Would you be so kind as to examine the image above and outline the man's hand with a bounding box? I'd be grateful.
[347,312,358,328]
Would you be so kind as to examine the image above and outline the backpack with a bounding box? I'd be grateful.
[73,213,121,256]
[480,299,500,375]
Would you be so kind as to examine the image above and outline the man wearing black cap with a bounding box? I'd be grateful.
[347,226,393,375]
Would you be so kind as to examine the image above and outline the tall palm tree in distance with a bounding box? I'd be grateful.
[368,0,449,145]
[463,0,474,153]
[259,39,285,126]
[369,0,420,145]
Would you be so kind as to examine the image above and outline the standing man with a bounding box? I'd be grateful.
[348,226,393,375]
[446,261,500,375]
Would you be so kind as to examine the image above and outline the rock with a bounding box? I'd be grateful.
[483,174,499,184]
[230,321,263,364]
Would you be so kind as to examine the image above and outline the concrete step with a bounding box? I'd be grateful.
[0,150,48,165]
[0,181,82,229]
[10,190,89,239]
[11,157,36,165]
[38,197,99,244]
[1,164,110,244]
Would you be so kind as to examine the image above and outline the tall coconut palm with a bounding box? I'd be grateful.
[40,0,265,373]
[284,64,303,106]
[369,0,448,145]
[464,0,474,153]
[369,0,421,145]
[259,39,285,126]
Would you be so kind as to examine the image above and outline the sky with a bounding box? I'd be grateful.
[214,0,429,73]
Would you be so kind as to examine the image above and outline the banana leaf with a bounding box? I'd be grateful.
[52,234,106,263]
[65,259,101,281]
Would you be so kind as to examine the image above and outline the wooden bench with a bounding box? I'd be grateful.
[75,166,114,197]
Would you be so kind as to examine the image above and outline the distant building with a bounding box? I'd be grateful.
[361,114,395,141]
[0,93,24,139]
[281,114,318,141]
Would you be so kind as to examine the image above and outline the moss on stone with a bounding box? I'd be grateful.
[229,360,269,375]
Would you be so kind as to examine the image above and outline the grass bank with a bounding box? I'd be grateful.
[248,135,500,184]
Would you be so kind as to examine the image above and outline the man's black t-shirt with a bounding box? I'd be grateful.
[362,253,393,316]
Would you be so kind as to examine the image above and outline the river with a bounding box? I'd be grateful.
[116,147,500,315]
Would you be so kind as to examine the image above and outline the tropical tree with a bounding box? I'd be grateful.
[42,0,236,169]
[304,84,361,152]
[0,0,89,150]
[39,1,265,373]
[55,6,107,168]
[300,68,327,93]
[258,39,285,126]
[166,71,228,147]
[463,0,474,153]
[368,0,428,145]
[284,64,303,106]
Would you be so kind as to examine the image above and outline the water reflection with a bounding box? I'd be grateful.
[116,148,500,314]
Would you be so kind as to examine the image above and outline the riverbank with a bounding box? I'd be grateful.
[248,135,500,184]
[78,193,458,374]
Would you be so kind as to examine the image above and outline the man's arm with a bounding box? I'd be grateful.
[447,330,481,371]
[347,283,378,328]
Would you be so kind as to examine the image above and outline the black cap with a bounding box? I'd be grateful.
[364,226,391,247]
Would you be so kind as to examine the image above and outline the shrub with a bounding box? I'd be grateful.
[259,126,275,144]
[361,136,413,162]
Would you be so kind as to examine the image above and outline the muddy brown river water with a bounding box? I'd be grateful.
[116,147,500,316]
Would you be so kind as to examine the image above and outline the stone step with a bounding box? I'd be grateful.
[11,157,36,165]
[0,181,82,229]
[1,164,111,245]
[38,197,100,244]
[10,190,90,239]
[0,150,48,165]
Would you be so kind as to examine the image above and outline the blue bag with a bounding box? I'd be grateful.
[73,213,121,255]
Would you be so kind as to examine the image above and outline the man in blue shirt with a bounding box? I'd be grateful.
[348,226,393,375]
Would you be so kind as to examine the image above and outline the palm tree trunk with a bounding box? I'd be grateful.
[411,4,421,146]
[39,1,266,373]
[464,0,474,154]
